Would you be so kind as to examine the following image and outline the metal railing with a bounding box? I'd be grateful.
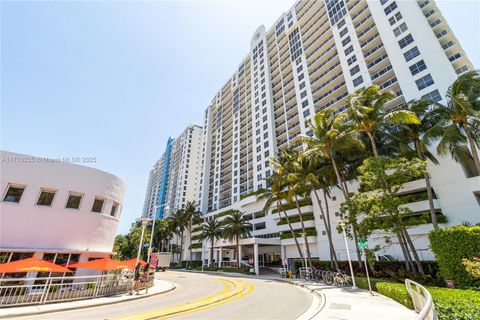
[0,271,155,307]
[405,279,437,320]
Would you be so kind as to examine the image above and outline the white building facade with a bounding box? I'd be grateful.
[0,150,126,271]
[189,0,479,272]
[143,124,203,219]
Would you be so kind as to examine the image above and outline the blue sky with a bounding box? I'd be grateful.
[2,0,479,234]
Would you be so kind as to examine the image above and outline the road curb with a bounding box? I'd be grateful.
[0,280,176,319]
[274,279,326,320]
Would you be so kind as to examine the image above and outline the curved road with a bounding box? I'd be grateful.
[14,271,312,320]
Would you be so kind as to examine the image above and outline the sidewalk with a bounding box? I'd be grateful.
[280,279,417,320]
[0,279,176,319]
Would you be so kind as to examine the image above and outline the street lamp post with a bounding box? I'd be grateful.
[339,220,357,290]
[147,204,169,264]
[136,218,150,267]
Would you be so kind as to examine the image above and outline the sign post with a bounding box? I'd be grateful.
[358,236,373,295]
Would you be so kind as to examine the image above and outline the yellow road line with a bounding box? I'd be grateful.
[113,278,254,320]
[161,280,255,319]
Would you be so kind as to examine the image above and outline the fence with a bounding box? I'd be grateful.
[405,279,437,320]
[0,271,155,307]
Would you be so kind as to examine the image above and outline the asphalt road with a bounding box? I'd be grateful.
[14,271,312,320]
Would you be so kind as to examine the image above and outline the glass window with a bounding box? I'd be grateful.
[404,46,420,62]
[415,74,435,90]
[393,22,408,37]
[344,45,354,56]
[398,34,414,49]
[339,27,348,37]
[111,202,119,217]
[347,55,357,66]
[341,36,351,47]
[37,189,56,206]
[3,185,25,203]
[353,76,363,87]
[422,89,442,102]
[350,65,360,76]
[384,2,398,15]
[66,192,82,209]
[409,60,427,75]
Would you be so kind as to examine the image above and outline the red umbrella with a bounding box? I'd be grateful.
[68,258,129,271]
[122,258,150,269]
[0,257,72,273]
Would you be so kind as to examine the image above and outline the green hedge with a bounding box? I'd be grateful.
[240,189,265,200]
[429,226,480,287]
[356,277,480,320]
[277,213,314,225]
[272,198,312,214]
[190,243,202,249]
[280,228,316,239]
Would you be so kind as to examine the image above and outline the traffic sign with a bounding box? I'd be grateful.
[358,236,368,249]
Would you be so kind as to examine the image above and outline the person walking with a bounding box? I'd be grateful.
[129,263,141,295]
[142,264,151,294]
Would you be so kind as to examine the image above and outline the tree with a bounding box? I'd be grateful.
[113,234,132,260]
[396,99,443,229]
[434,70,480,174]
[182,201,202,266]
[347,84,420,157]
[222,211,252,268]
[271,148,313,267]
[346,156,427,274]
[258,173,305,268]
[303,109,365,266]
[173,209,189,264]
[291,155,339,270]
[199,218,223,267]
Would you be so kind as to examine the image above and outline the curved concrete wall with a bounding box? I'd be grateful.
[0,151,126,255]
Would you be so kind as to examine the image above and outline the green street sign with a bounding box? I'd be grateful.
[358,236,368,249]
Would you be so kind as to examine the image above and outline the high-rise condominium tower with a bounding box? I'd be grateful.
[143,124,203,219]
[198,0,473,213]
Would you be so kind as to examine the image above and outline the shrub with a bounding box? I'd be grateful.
[277,213,314,225]
[429,226,480,287]
[356,277,480,320]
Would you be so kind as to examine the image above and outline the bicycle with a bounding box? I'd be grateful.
[333,272,352,287]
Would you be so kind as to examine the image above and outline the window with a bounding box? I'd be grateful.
[350,65,360,76]
[339,27,348,37]
[384,2,398,15]
[415,74,435,90]
[66,192,82,209]
[393,22,408,37]
[342,36,351,46]
[388,11,402,25]
[37,189,56,206]
[344,45,353,56]
[449,53,462,62]
[302,100,309,108]
[299,82,306,89]
[353,76,363,87]
[111,202,119,217]
[300,91,307,98]
[3,184,25,203]
[380,0,389,4]
[347,55,357,66]
[409,60,427,75]
[398,34,414,49]
[303,109,310,117]
[404,46,420,62]
[422,89,442,102]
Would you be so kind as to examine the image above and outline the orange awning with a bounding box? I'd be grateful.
[68,258,129,271]
[0,257,73,273]
[122,258,149,269]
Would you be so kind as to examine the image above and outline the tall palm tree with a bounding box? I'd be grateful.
[258,173,305,268]
[293,155,339,270]
[347,84,420,157]
[173,209,189,263]
[182,201,202,266]
[434,71,480,173]
[222,211,252,268]
[396,99,442,229]
[272,148,313,267]
[199,218,223,267]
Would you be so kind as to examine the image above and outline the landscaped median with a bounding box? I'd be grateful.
[356,277,480,320]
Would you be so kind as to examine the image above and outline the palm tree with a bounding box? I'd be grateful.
[434,71,480,174]
[173,209,189,263]
[182,201,202,266]
[293,155,339,270]
[271,148,313,267]
[396,99,443,229]
[258,173,305,268]
[347,84,420,157]
[222,211,252,268]
[199,218,223,267]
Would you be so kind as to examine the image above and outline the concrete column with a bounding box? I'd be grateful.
[238,245,242,266]
[281,245,286,260]
[218,247,223,267]
[254,243,259,276]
